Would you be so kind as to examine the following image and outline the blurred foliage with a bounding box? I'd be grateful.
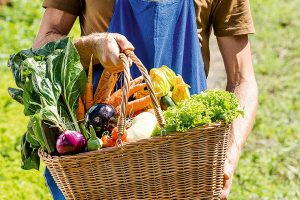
[0,0,299,199]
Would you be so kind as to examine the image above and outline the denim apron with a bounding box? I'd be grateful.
[44,0,207,199]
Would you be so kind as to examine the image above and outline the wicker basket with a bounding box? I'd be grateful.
[39,51,230,200]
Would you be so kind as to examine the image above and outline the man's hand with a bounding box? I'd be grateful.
[221,141,241,199]
[75,33,134,71]
[222,161,234,200]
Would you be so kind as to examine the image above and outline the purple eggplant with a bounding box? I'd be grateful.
[85,103,116,137]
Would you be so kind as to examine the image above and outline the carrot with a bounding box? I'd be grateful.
[130,76,143,87]
[94,69,111,103]
[76,96,85,122]
[97,73,118,104]
[84,55,94,110]
[128,83,146,97]
[107,76,144,107]
[108,88,123,107]
[108,83,146,107]
[126,95,152,115]
[116,95,152,116]
[136,89,149,99]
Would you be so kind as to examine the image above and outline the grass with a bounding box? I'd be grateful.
[0,0,299,199]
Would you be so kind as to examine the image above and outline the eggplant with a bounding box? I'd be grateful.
[85,103,116,137]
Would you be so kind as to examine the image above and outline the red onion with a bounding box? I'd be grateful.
[56,130,86,155]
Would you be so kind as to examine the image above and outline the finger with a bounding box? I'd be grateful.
[113,33,135,51]
[224,169,232,180]
[220,188,229,200]
[221,177,233,200]
[224,158,234,180]
[105,40,124,73]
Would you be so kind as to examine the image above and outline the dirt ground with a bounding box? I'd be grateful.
[206,36,227,89]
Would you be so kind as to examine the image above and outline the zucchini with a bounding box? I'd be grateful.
[160,95,176,110]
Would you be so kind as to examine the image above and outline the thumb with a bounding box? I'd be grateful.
[113,34,135,51]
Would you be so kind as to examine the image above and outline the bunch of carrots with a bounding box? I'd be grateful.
[76,55,153,121]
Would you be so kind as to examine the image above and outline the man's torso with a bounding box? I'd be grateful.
[43,0,255,74]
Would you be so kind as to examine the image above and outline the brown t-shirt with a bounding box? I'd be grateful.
[43,0,255,74]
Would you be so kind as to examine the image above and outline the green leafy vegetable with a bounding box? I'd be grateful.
[8,87,24,104]
[59,41,86,131]
[153,90,244,135]
[8,38,86,170]
[20,132,40,170]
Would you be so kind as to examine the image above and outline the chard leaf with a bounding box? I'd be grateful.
[21,132,40,170]
[34,37,68,56]
[22,79,41,116]
[27,121,43,148]
[46,51,63,100]
[57,99,75,130]
[8,87,23,104]
[18,57,46,116]
[39,105,65,131]
[31,114,56,154]
[8,49,35,88]
[31,73,65,130]
[57,39,86,131]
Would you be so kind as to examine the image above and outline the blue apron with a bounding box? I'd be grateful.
[45,0,206,199]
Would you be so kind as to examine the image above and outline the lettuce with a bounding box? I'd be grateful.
[153,90,244,135]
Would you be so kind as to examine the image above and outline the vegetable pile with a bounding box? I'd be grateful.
[7,38,157,170]
[8,37,243,171]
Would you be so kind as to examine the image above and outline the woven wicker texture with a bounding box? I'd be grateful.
[38,52,229,199]
[39,123,230,200]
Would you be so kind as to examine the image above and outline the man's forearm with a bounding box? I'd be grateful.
[32,8,77,49]
[227,79,258,154]
[217,35,258,172]
[32,31,66,49]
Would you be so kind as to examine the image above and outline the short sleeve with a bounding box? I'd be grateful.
[43,0,81,16]
[212,0,255,36]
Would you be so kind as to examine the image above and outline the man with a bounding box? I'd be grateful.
[33,0,258,199]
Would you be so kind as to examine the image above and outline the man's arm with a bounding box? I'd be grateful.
[32,7,133,71]
[217,35,258,199]
[32,8,76,49]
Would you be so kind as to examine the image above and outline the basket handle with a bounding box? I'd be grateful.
[116,51,166,145]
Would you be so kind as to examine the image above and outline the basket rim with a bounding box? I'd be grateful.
[38,121,229,160]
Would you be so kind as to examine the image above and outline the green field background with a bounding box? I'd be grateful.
[0,0,299,199]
